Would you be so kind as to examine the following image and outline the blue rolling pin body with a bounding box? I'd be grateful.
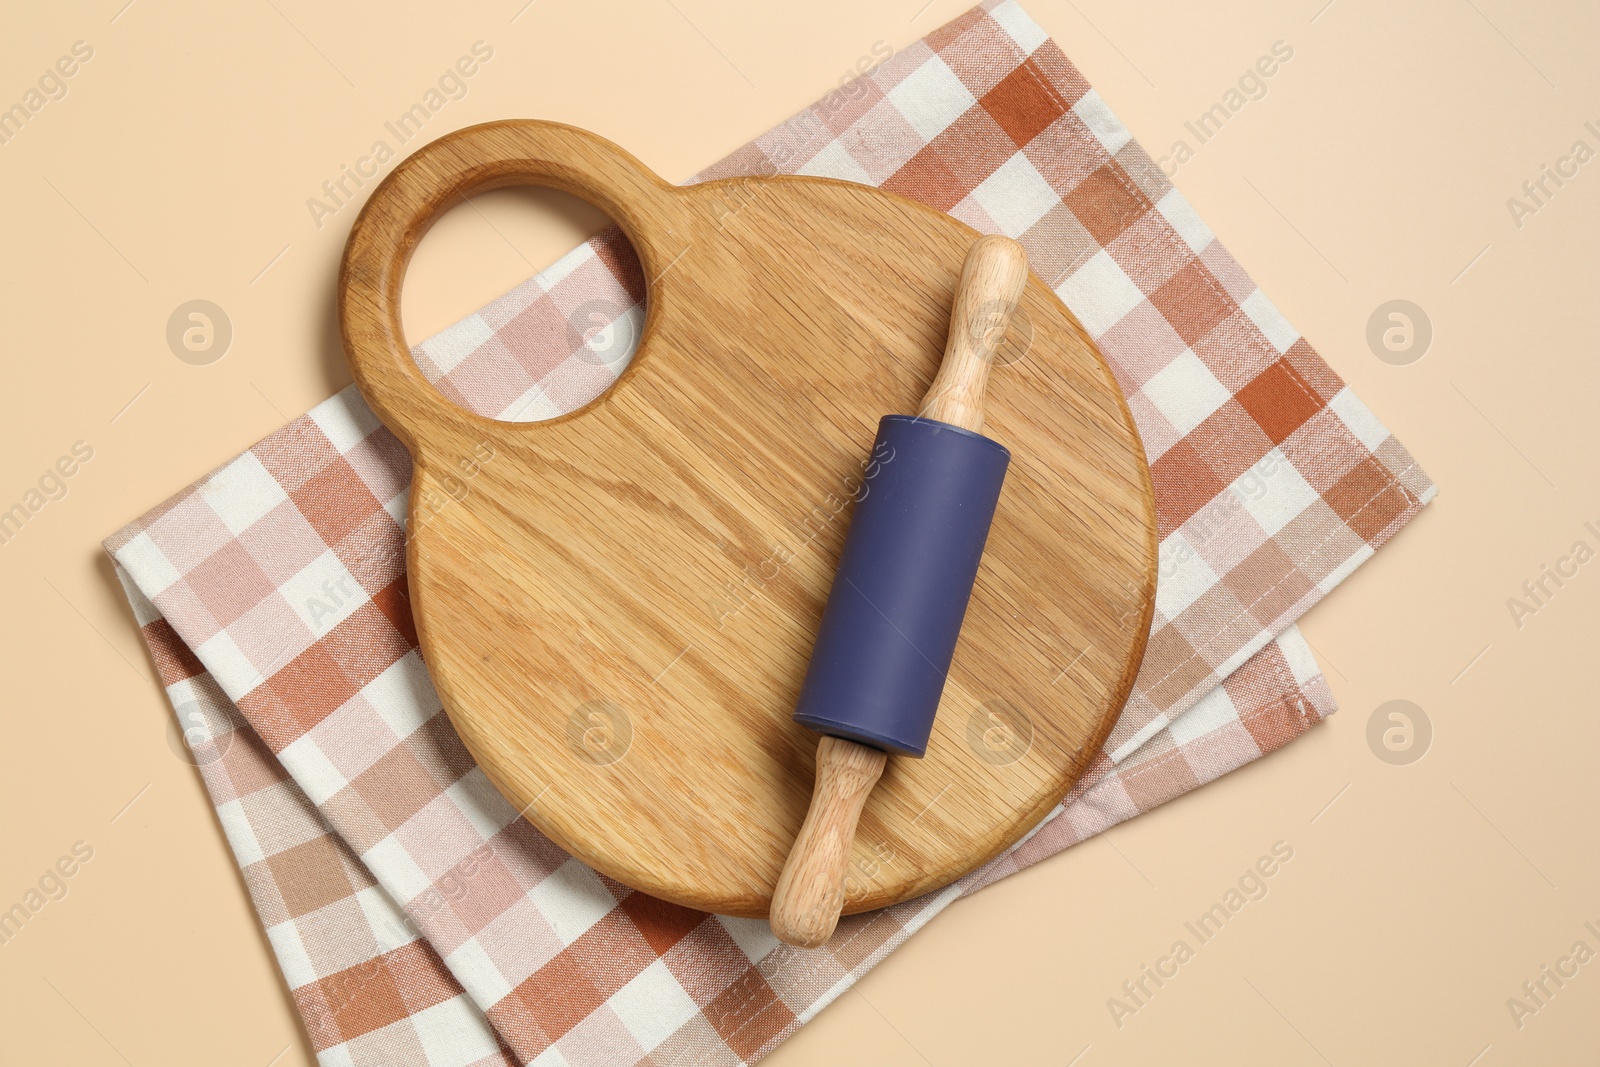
[793,413,1010,757]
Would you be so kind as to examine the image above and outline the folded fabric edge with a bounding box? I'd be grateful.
[1106,601,1344,762]
[113,563,519,1066]
[960,623,1336,897]
[110,543,1332,1065]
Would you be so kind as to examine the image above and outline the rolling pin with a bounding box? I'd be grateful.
[770,234,1030,948]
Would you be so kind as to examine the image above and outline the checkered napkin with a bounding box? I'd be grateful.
[106,3,1432,1064]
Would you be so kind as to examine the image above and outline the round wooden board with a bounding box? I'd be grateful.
[339,121,1157,918]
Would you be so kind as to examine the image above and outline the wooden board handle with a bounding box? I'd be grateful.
[770,236,1030,948]
[338,120,682,457]
[769,736,888,948]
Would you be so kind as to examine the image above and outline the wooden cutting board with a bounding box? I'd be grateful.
[339,120,1157,918]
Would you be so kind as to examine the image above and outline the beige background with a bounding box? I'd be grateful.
[1,0,1595,1063]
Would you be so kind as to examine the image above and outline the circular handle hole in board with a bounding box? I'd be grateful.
[400,187,647,424]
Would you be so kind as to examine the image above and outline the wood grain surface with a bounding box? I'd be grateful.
[338,120,1157,918]
[770,736,888,947]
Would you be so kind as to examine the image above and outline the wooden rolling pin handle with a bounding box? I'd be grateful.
[769,235,1031,949]
[919,234,1030,434]
[769,737,888,948]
